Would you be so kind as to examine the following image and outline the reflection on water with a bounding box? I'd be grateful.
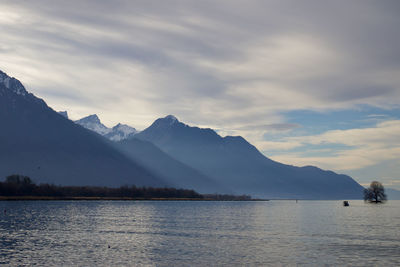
[0,200,399,266]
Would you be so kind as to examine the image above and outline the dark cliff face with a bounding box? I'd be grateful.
[0,71,165,187]
[136,116,364,199]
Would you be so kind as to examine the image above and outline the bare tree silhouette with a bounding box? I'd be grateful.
[364,181,387,203]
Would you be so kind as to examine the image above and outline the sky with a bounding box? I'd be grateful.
[1,0,400,189]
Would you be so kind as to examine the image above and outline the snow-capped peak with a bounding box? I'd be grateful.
[107,123,138,141]
[75,114,111,135]
[112,123,137,133]
[75,114,138,141]
[0,70,28,96]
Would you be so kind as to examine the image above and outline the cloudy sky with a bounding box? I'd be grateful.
[1,0,399,189]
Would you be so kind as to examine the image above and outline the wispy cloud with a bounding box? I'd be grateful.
[265,120,400,171]
[1,0,400,129]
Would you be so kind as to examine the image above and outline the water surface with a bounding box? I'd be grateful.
[1,200,399,266]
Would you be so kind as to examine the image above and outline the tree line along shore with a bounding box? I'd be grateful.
[0,174,253,201]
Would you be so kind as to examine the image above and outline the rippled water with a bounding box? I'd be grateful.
[0,200,399,266]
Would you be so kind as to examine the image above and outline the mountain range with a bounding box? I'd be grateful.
[0,69,366,198]
[135,116,364,199]
[0,70,164,187]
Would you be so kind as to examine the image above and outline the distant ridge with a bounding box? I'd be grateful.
[386,188,400,200]
[136,115,365,199]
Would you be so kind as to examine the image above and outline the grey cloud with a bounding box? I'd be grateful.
[235,123,301,132]
[304,79,397,103]
[1,0,400,129]
[331,85,395,102]
[264,123,301,132]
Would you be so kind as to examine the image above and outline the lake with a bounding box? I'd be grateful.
[0,200,399,266]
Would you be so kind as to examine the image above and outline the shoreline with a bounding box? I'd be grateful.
[0,196,269,201]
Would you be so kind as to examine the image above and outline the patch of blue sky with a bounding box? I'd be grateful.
[281,105,400,136]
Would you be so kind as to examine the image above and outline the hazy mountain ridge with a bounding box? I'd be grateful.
[0,70,165,187]
[115,137,225,193]
[136,115,364,199]
[386,188,400,200]
[72,113,226,193]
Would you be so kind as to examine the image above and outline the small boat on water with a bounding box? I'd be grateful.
[343,201,350,206]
